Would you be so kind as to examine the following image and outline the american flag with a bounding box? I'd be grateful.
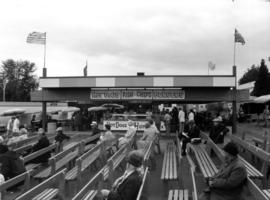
[234,29,245,45]
[26,32,46,45]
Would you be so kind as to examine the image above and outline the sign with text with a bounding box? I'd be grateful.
[90,89,185,100]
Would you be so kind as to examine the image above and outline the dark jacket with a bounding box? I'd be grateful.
[55,131,70,143]
[108,170,142,200]
[209,158,247,200]
[32,135,50,163]
[0,144,8,154]
[209,124,229,144]
[183,123,200,138]
[0,150,26,180]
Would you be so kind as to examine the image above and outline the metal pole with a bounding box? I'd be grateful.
[232,66,237,134]
[42,32,47,130]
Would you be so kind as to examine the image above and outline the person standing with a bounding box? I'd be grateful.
[13,116,20,135]
[263,105,269,127]
[6,116,15,138]
[199,142,247,200]
[178,107,185,138]
[164,110,172,134]
[188,109,195,122]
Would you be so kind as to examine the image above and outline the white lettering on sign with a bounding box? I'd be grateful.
[90,89,185,100]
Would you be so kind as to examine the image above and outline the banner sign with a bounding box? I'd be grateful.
[90,89,185,100]
[103,120,166,131]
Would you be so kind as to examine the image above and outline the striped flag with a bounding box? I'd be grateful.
[234,29,245,45]
[26,32,46,44]
[208,61,216,71]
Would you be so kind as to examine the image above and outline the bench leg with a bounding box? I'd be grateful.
[163,180,169,197]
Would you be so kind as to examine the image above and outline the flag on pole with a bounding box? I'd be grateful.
[208,61,216,71]
[26,32,46,44]
[83,60,88,76]
[234,29,245,45]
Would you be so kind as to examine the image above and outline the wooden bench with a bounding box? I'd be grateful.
[15,169,66,200]
[71,168,104,200]
[161,142,178,181]
[229,135,265,181]
[201,132,265,181]
[65,142,106,193]
[168,190,188,200]
[34,142,82,181]
[8,136,39,149]
[136,167,149,200]
[187,143,218,179]
[23,143,58,171]
[72,143,130,200]
[83,133,101,152]
[0,170,32,199]
[247,177,269,200]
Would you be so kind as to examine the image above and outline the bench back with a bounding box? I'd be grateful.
[14,144,33,155]
[76,142,106,176]
[23,143,58,164]
[0,170,32,199]
[72,169,104,200]
[49,142,81,174]
[8,136,39,149]
[15,168,66,200]
[84,134,101,145]
[247,178,268,200]
[230,134,270,162]
[190,167,198,200]
[136,167,149,200]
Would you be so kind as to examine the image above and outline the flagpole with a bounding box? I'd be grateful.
[42,32,47,131]
[43,32,47,77]
[233,39,236,66]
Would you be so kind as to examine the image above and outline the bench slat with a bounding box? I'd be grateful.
[33,188,59,200]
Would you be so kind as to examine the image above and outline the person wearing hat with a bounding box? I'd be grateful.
[101,150,143,200]
[209,118,229,145]
[55,126,70,145]
[31,128,51,164]
[118,120,136,149]
[199,142,247,200]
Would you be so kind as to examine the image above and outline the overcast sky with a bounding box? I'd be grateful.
[0,0,269,79]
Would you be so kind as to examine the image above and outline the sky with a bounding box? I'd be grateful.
[0,0,269,80]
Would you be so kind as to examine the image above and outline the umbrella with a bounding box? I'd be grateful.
[253,94,270,104]
[61,107,80,112]
[1,108,26,116]
[101,103,124,109]
[88,106,108,112]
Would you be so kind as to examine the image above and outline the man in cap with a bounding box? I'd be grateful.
[101,150,143,200]
[209,118,229,145]
[199,142,247,200]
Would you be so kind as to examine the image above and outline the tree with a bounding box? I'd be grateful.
[1,59,39,101]
[239,64,260,85]
[252,59,270,97]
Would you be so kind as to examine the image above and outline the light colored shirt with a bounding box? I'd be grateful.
[141,127,156,142]
[13,118,20,133]
[188,112,194,122]
[164,113,172,122]
[178,110,185,123]
[0,173,5,200]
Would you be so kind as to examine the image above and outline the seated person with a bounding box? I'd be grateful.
[118,120,136,148]
[31,128,51,164]
[101,150,143,200]
[55,126,70,144]
[90,121,101,144]
[99,124,115,142]
[209,118,229,145]
[199,142,247,200]
[136,121,156,150]
[0,143,26,180]
[181,120,200,156]
[19,125,28,136]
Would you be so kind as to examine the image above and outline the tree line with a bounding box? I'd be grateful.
[0,59,39,101]
[239,59,270,97]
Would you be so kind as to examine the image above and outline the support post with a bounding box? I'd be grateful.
[232,66,237,134]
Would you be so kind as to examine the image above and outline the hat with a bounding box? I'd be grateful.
[91,121,97,126]
[56,127,63,132]
[223,142,239,156]
[127,150,143,168]
[0,136,4,144]
[38,128,45,134]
